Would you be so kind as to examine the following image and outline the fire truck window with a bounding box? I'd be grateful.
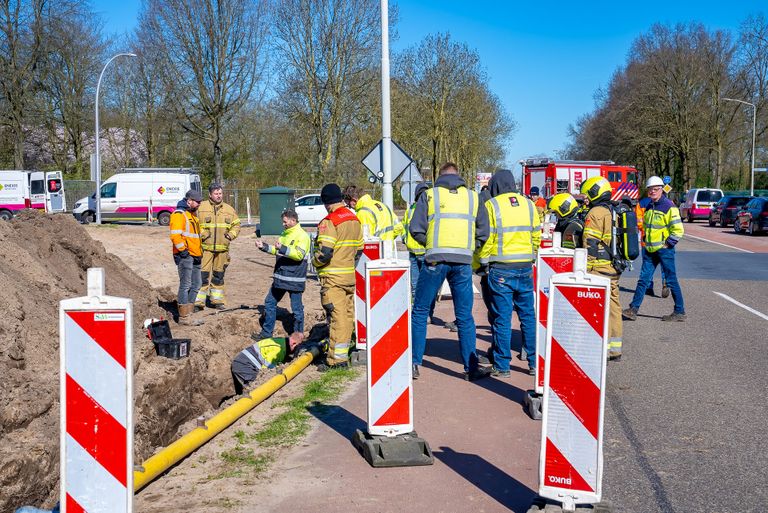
[607,172,621,182]
[556,179,568,192]
[47,179,62,192]
[627,172,637,183]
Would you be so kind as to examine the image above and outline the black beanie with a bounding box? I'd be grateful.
[320,183,343,205]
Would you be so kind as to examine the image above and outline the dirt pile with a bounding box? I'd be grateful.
[0,212,324,511]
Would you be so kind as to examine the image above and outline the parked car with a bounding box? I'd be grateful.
[294,194,327,225]
[734,197,768,235]
[681,188,723,222]
[708,196,751,227]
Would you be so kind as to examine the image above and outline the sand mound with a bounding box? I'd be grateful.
[0,211,320,511]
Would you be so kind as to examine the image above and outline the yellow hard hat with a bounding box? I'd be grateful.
[580,176,612,203]
[548,193,578,218]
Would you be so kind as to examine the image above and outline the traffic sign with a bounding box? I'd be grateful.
[663,184,672,194]
[362,140,413,183]
[663,175,672,184]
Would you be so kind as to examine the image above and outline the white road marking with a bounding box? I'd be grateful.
[713,292,768,321]
[685,234,754,254]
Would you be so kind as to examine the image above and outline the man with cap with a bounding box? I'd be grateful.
[195,183,241,310]
[312,183,363,370]
[170,189,204,325]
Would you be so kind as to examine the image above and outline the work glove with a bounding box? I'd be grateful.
[177,249,190,259]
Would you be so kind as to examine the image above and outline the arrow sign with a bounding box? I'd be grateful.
[362,139,413,183]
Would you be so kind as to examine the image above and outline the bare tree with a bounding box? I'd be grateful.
[142,0,268,183]
[273,0,381,176]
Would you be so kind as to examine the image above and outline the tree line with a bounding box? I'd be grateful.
[564,15,768,191]
[0,0,513,189]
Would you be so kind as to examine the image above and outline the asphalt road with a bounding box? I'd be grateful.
[602,230,768,512]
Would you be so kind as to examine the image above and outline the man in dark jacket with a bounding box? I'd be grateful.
[409,162,491,381]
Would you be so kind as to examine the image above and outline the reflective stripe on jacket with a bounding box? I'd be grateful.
[355,194,404,240]
[261,223,311,291]
[402,203,425,256]
[170,206,202,256]
[313,205,363,280]
[425,186,479,262]
[478,193,541,266]
[583,205,613,269]
[642,197,684,253]
[198,200,240,252]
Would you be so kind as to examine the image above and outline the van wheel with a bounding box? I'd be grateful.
[0,209,12,221]
[157,211,171,226]
[81,211,95,224]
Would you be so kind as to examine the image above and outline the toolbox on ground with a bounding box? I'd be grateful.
[148,320,191,359]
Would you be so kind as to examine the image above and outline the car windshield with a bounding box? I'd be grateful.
[728,197,750,207]
[696,190,722,202]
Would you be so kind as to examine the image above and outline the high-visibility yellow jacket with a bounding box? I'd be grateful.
[424,186,479,263]
[198,200,240,252]
[583,204,614,269]
[313,205,363,283]
[170,203,202,256]
[642,196,684,253]
[260,223,311,292]
[478,193,541,266]
[402,203,425,256]
[354,194,404,241]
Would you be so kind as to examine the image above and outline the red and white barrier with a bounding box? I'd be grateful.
[60,268,133,513]
[539,251,609,510]
[534,246,574,395]
[365,259,413,436]
[355,239,383,350]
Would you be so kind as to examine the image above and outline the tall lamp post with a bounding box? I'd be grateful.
[722,97,757,197]
[380,0,393,210]
[95,52,137,224]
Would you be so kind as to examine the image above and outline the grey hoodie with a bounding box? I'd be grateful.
[409,173,490,264]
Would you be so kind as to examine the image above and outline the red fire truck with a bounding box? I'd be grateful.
[520,158,639,203]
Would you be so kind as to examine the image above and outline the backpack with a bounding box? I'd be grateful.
[609,203,640,272]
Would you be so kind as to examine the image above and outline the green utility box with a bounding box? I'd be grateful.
[259,186,295,235]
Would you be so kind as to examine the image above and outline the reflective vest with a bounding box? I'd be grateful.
[642,197,684,253]
[478,193,540,265]
[262,223,311,291]
[169,208,202,257]
[313,206,363,277]
[239,337,287,370]
[198,200,240,252]
[425,186,479,260]
[402,203,425,256]
[355,194,404,241]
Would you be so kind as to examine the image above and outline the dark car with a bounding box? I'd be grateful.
[734,197,768,235]
[709,196,751,227]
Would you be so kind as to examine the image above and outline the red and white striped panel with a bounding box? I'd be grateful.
[611,182,640,201]
[539,276,609,506]
[365,260,413,436]
[534,249,574,395]
[61,309,133,513]
[354,240,382,350]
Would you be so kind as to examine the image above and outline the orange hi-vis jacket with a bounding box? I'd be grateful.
[170,207,202,257]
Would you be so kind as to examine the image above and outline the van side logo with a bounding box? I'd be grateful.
[0,184,3,191]
[157,186,166,194]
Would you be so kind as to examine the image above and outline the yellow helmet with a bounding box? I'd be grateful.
[580,176,612,203]
[548,193,578,218]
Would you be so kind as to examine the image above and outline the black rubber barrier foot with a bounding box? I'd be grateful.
[352,429,434,467]
[350,349,367,367]
[527,497,613,512]
[525,390,543,420]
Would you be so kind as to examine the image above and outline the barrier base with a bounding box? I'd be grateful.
[527,497,613,513]
[350,349,367,367]
[524,390,542,420]
[352,429,434,467]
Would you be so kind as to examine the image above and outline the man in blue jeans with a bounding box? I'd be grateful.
[476,170,540,376]
[408,162,490,381]
[624,176,686,321]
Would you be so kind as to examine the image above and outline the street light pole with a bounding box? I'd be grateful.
[380,0,393,210]
[95,52,137,224]
[722,97,757,197]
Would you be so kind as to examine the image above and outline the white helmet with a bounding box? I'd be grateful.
[646,176,664,188]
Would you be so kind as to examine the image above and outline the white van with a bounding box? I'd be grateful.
[29,171,66,213]
[72,168,201,225]
[680,188,724,222]
[0,170,31,220]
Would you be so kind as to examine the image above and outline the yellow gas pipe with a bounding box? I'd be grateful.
[133,347,318,491]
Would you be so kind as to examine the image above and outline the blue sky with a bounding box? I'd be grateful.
[94,0,764,168]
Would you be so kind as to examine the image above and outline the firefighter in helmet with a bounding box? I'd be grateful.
[548,193,584,250]
[580,177,623,360]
